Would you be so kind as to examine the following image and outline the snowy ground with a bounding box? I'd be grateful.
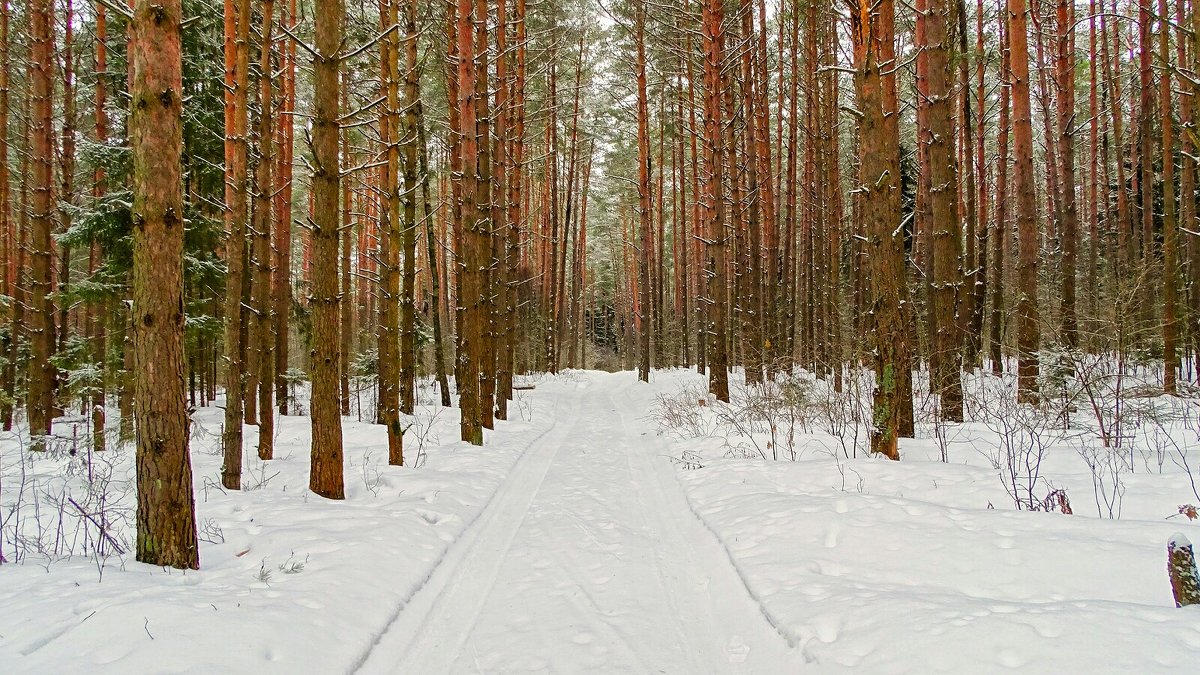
[2,368,1200,673]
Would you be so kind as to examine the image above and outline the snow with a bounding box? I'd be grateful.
[3,368,1200,672]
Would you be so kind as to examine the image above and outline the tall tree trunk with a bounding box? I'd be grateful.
[990,0,1011,375]
[852,0,913,459]
[474,0,495,430]
[274,0,297,414]
[58,0,76,367]
[90,2,109,450]
[701,0,729,401]
[28,0,55,442]
[1162,0,1179,392]
[254,0,276,460]
[129,0,199,568]
[1057,0,1079,350]
[310,0,346,498]
[1011,0,1041,402]
[221,0,251,489]
[635,1,652,383]
[378,0,402,463]
[499,0,526,412]
[399,0,420,416]
[339,82,352,416]
[0,0,12,431]
[926,0,965,421]
[454,0,484,444]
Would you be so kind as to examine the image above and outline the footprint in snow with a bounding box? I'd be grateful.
[726,635,750,663]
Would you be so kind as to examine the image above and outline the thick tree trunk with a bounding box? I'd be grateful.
[309,0,346,498]
[852,0,913,459]
[926,0,965,421]
[129,0,199,568]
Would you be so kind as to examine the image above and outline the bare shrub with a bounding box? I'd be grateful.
[648,382,718,439]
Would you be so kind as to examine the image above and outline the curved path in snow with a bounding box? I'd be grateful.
[355,371,801,674]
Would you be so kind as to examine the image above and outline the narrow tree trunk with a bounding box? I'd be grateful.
[990,1,1010,375]
[254,0,276,460]
[90,3,108,450]
[0,0,13,431]
[28,0,55,442]
[1057,0,1079,350]
[398,0,420,417]
[378,0,402,463]
[274,0,297,414]
[1011,0,1041,402]
[635,2,653,383]
[221,0,251,489]
[1161,0,1179,392]
[701,0,729,401]
[455,0,484,444]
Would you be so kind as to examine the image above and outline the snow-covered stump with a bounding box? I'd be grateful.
[1168,533,1200,608]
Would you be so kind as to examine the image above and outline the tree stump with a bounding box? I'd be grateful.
[1168,533,1200,608]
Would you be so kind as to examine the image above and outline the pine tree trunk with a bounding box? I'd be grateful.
[1161,0,1179,393]
[851,0,912,459]
[474,0,495,430]
[91,4,108,451]
[310,0,346,497]
[1011,0,1041,402]
[274,0,297,414]
[455,0,484,444]
[221,0,251,489]
[926,0,965,422]
[378,0,402,463]
[701,0,729,402]
[635,2,653,383]
[129,0,199,568]
[28,0,55,443]
[254,0,276,460]
[399,0,420,417]
[0,0,12,432]
[990,2,1010,376]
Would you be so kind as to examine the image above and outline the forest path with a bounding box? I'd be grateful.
[355,371,801,674]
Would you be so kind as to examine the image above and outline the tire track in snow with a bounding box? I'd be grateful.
[609,375,802,673]
[355,371,802,673]
[351,381,585,674]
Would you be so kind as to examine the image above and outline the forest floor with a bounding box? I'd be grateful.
[2,369,1200,672]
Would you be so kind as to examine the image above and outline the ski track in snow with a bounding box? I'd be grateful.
[357,372,801,674]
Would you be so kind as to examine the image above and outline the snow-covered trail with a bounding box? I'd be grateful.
[357,371,802,674]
